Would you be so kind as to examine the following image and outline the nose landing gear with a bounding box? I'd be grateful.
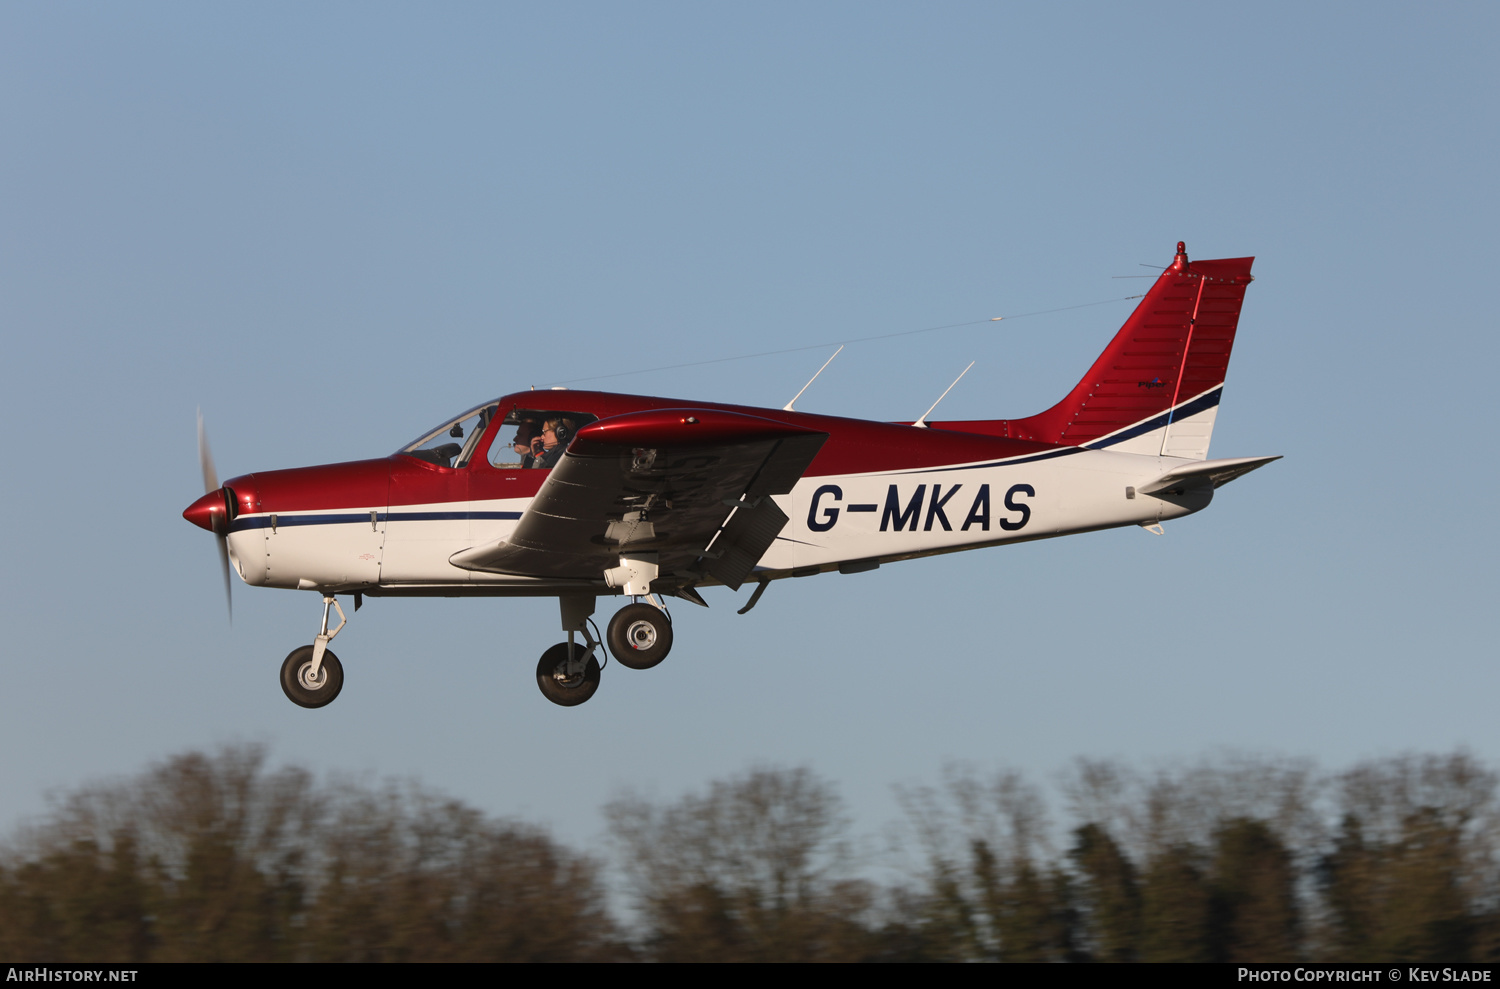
[280,595,348,709]
[281,645,344,708]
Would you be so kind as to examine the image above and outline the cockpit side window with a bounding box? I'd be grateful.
[399,404,498,468]
[489,408,597,468]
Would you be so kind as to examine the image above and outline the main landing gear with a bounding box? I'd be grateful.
[535,642,601,707]
[280,595,348,709]
[274,592,676,709]
[535,595,674,707]
[607,602,673,670]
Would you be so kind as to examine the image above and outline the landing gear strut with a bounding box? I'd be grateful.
[600,554,672,671]
[536,595,605,707]
[280,595,347,709]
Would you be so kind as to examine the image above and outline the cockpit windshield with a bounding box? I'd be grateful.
[398,403,498,468]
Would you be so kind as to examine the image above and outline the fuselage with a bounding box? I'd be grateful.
[202,389,1212,598]
[180,244,1264,711]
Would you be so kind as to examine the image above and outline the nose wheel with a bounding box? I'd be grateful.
[279,594,349,709]
[607,602,673,670]
[280,645,345,708]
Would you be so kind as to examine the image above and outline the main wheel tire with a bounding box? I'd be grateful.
[535,642,601,707]
[607,603,673,670]
[280,645,345,709]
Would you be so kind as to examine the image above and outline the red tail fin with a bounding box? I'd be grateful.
[941,243,1255,456]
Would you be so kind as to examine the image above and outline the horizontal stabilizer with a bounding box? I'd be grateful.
[1138,455,1281,496]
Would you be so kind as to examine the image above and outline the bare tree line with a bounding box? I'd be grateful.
[2,746,1498,961]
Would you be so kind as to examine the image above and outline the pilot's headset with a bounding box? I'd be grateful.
[550,418,577,445]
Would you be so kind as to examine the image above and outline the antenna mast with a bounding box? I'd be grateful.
[783,345,844,411]
[913,361,975,429]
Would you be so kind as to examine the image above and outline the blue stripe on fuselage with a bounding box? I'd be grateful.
[228,510,523,533]
[890,387,1223,476]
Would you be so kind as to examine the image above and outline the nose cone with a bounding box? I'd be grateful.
[184,489,229,534]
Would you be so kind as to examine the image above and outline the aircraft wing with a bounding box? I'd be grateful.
[450,409,828,590]
[1138,455,1282,495]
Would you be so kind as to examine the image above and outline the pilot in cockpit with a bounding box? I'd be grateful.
[510,419,541,468]
[530,418,576,469]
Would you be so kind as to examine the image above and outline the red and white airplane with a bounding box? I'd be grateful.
[185,243,1276,709]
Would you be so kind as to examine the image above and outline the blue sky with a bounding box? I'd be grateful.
[2,2,1496,849]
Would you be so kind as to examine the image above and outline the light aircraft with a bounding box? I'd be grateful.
[185,243,1277,709]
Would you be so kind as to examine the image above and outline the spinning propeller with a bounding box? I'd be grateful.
[184,410,234,621]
